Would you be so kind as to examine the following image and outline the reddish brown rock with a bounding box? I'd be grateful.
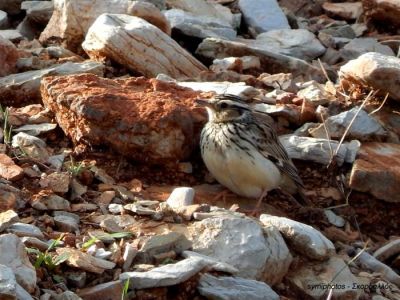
[41,74,209,164]
[363,0,400,28]
[0,35,18,77]
[0,154,24,181]
[350,143,400,202]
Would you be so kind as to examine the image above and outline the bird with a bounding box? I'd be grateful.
[196,94,305,213]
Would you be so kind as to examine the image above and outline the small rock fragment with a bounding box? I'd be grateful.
[39,172,71,194]
[0,210,19,232]
[0,154,24,182]
[56,248,116,274]
[7,222,44,239]
[77,281,123,300]
[167,187,195,208]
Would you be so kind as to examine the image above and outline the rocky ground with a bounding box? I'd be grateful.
[0,0,400,299]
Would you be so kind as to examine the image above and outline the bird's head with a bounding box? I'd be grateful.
[196,94,252,123]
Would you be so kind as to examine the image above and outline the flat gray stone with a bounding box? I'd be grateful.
[31,194,71,211]
[238,0,289,34]
[182,251,238,274]
[14,123,57,136]
[0,10,8,29]
[11,132,49,162]
[374,239,400,262]
[198,273,279,300]
[120,257,207,289]
[7,222,44,239]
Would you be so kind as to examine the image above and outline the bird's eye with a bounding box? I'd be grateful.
[220,102,228,109]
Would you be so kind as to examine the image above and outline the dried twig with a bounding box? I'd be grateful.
[317,58,332,83]
[328,90,374,167]
[320,113,334,163]
[369,93,389,115]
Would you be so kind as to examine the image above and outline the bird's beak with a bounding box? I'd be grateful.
[195,99,213,108]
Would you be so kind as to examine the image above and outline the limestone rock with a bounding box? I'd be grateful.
[341,38,394,61]
[340,52,400,102]
[238,0,289,34]
[11,133,49,162]
[0,35,18,77]
[166,0,234,26]
[56,248,116,274]
[0,234,36,293]
[39,172,71,194]
[198,274,279,300]
[350,143,400,203]
[0,264,17,299]
[250,29,326,61]
[190,216,289,280]
[196,38,324,81]
[280,135,360,166]
[83,14,206,79]
[77,281,123,300]
[287,257,361,300]
[120,257,207,289]
[374,239,400,262]
[41,74,208,164]
[0,61,104,107]
[309,107,387,141]
[164,9,236,40]
[0,10,8,29]
[260,214,335,260]
[0,210,19,233]
[21,1,53,25]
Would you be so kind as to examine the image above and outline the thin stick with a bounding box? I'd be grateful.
[369,93,389,115]
[334,90,374,157]
[317,58,332,83]
[320,113,334,163]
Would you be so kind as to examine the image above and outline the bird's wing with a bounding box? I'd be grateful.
[249,119,304,189]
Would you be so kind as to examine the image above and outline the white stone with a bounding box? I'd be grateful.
[166,0,234,26]
[322,2,363,20]
[260,214,335,260]
[83,14,206,79]
[167,187,195,208]
[324,210,346,228]
[0,234,36,293]
[11,132,49,162]
[0,210,19,233]
[340,52,400,102]
[0,29,23,43]
[40,0,170,51]
[280,135,360,166]
[297,81,335,105]
[120,257,207,289]
[309,107,386,141]
[238,0,289,34]
[164,9,236,40]
[210,56,260,72]
[252,29,326,60]
[0,10,8,29]
[191,216,274,279]
[198,274,279,300]
[14,123,57,136]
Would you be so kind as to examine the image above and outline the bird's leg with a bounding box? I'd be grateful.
[250,188,269,217]
[212,189,230,207]
[278,188,303,207]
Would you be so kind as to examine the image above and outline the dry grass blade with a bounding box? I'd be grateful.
[328,90,375,167]
[320,112,334,164]
[318,58,333,83]
[369,93,389,115]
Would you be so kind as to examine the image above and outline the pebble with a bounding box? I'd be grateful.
[166,187,195,208]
